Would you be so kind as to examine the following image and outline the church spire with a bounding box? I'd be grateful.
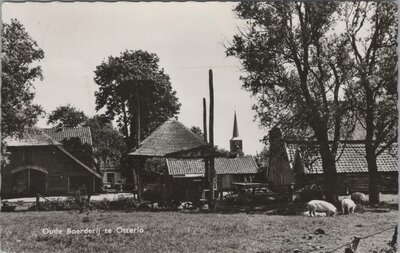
[232,111,239,138]
[230,110,243,155]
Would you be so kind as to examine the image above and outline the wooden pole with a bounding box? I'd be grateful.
[203,98,208,143]
[135,82,143,202]
[203,97,210,196]
[209,69,215,201]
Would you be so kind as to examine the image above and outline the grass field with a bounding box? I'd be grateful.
[0,208,397,253]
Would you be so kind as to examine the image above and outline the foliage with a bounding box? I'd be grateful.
[47,108,126,172]
[343,2,398,150]
[296,184,324,202]
[143,158,168,182]
[61,137,94,168]
[190,126,204,140]
[341,2,398,204]
[227,2,355,140]
[142,184,173,203]
[254,146,269,170]
[226,2,361,202]
[1,19,44,167]
[94,50,181,150]
[27,197,77,211]
[85,115,126,170]
[47,104,88,128]
[107,195,137,210]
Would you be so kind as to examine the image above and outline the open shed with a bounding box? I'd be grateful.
[128,118,213,201]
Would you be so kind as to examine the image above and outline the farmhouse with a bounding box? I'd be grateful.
[267,126,398,194]
[1,127,102,198]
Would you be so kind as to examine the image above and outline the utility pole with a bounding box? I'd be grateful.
[203,97,210,196]
[208,69,215,201]
[203,98,208,143]
[135,82,143,202]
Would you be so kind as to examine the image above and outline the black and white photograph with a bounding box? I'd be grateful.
[0,1,398,252]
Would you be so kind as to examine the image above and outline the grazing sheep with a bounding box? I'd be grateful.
[307,200,337,217]
[351,192,367,204]
[341,198,356,214]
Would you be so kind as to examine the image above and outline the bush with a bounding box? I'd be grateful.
[142,184,173,203]
[28,197,77,211]
[108,195,138,210]
[296,184,323,202]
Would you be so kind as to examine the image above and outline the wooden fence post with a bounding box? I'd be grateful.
[390,226,397,249]
[36,193,40,211]
[345,236,361,253]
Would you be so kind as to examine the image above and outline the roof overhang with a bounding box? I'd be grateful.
[172,174,204,178]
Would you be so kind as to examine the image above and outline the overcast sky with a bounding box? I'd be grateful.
[2,2,266,155]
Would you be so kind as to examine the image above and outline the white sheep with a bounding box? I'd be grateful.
[307,200,337,217]
[341,198,356,214]
[351,192,367,204]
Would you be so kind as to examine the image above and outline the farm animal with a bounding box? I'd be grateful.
[341,198,356,214]
[307,200,337,217]
[178,202,194,210]
[303,211,326,217]
[351,192,367,204]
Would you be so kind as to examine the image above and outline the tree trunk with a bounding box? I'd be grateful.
[365,85,379,204]
[318,140,338,204]
[367,147,379,204]
[314,123,338,204]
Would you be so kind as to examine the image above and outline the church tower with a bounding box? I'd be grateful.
[230,111,243,156]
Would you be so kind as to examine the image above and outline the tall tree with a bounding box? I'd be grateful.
[226,2,356,202]
[343,2,398,204]
[84,115,126,171]
[1,19,44,166]
[94,50,181,150]
[47,104,88,128]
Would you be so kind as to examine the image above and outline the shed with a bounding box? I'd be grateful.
[166,157,258,201]
[267,126,398,194]
[128,119,212,201]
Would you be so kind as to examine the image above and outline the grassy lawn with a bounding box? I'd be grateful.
[0,208,397,253]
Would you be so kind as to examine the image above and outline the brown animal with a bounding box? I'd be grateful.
[351,192,367,205]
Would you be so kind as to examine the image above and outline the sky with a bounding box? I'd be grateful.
[2,2,266,155]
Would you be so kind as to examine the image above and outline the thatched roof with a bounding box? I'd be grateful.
[129,119,209,157]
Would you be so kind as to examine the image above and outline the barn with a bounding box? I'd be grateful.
[1,128,102,198]
[267,126,398,194]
